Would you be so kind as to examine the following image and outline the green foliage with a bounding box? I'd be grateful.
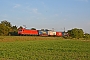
[0,20,18,36]
[0,24,10,36]
[18,26,23,30]
[0,20,12,36]
[31,28,36,30]
[0,37,90,60]
[1,20,12,27]
[84,33,90,40]
[68,28,84,39]
[41,29,44,31]
[9,25,18,36]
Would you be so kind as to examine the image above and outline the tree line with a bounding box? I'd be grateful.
[0,20,90,39]
[67,28,90,40]
[0,20,18,36]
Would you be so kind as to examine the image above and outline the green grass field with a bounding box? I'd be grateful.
[0,36,90,60]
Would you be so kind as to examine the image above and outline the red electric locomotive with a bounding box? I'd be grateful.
[18,28,38,35]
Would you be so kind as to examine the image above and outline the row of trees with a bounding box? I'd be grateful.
[67,28,90,39]
[67,28,84,38]
[0,20,90,39]
[0,20,18,36]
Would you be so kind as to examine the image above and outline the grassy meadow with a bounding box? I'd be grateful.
[0,36,90,60]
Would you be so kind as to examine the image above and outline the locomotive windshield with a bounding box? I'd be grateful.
[19,30,22,31]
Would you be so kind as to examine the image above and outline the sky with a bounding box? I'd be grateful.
[0,0,90,33]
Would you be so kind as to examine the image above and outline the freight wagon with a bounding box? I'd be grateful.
[48,31,56,36]
[38,30,48,36]
[56,32,62,37]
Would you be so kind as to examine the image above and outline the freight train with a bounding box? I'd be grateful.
[18,28,68,37]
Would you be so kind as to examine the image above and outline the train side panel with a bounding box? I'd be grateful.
[48,31,56,36]
[56,32,62,37]
[18,29,38,35]
[38,30,48,36]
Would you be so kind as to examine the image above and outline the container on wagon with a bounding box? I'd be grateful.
[62,32,69,37]
[38,30,48,36]
[56,32,62,37]
[48,31,56,36]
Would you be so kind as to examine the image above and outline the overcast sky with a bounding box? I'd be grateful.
[0,0,90,33]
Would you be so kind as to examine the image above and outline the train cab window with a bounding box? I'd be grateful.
[19,30,22,31]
